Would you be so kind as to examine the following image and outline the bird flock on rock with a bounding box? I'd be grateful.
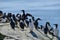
[0,10,59,40]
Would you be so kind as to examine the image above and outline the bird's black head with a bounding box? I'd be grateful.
[21,10,25,14]
[46,22,51,26]
[0,10,3,14]
[0,10,3,16]
[21,10,25,12]
[54,24,58,28]
[37,18,41,21]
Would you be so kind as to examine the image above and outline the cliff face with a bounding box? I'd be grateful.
[0,23,59,40]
